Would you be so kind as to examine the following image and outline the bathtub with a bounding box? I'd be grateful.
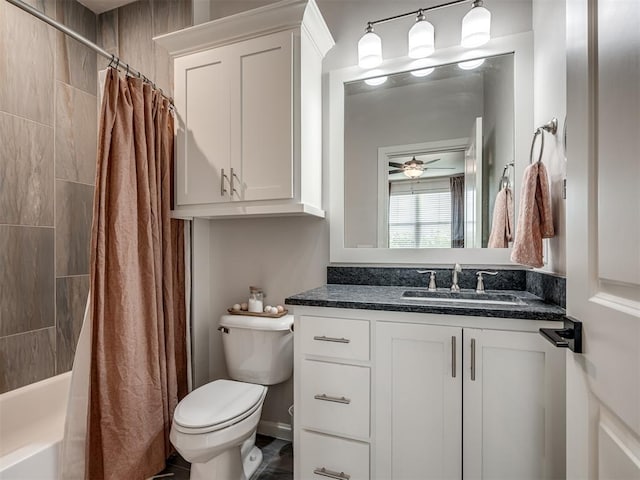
[0,373,71,480]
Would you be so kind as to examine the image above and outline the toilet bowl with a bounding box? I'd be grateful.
[170,314,293,480]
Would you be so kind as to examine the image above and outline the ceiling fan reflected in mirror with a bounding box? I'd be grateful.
[388,156,455,178]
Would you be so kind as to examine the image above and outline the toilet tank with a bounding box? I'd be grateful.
[219,314,293,385]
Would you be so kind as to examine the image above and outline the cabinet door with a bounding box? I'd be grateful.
[375,322,462,480]
[463,329,565,480]
[230,31,294,202]
[174,47,231,205]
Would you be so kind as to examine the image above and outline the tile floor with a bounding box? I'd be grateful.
[155,435,293,480]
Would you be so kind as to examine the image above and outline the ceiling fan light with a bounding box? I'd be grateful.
[358,25,383,69]
[461,0,491,48]
[404,166,424,178]
[408,13,435,59]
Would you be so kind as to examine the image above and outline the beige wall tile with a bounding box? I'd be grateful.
[118,0,155,84]
[0,0,55,125]
[55,275,89,374]
[55,180,94,276]
[0,328,55,394]
[56,0,98,95]
[55,82,98,185]
[0,225,55,337]
[0,113,54,226]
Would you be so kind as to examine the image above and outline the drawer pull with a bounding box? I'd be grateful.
[313,467,351,480]
[313,335,350,344]
[314,394,351,404]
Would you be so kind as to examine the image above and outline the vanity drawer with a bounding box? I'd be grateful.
[299,316,369,361]
[299,430,370,480]
[300,360,370,438]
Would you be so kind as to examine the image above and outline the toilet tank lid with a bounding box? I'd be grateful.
[220,314,293,331]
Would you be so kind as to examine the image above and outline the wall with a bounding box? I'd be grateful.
[0,0,97,394]
[192,0,535,428]
[533,0,567,275]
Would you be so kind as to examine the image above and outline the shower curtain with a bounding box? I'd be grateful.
[60,68,188,480]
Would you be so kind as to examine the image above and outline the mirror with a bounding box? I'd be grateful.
[329,33,533,264]
[344,53,514,249]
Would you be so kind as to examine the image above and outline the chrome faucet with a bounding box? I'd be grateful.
[475,271,498,293]
[450,263,462,292]
[417,270,437,291]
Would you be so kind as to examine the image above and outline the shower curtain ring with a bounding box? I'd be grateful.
[126,64,130,77]
[107,54,115,69]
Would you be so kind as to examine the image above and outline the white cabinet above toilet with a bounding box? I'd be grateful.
[154,0,334,219]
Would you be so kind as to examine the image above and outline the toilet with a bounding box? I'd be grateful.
[170,314,294,480]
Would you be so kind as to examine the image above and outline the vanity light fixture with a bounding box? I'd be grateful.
[461,0,492,48]
[408,10,435,59]
[358,23,383,68]
[357,0,492,69]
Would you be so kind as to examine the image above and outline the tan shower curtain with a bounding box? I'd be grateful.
[86,68,187,480]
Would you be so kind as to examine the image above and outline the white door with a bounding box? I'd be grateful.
[174,46,231,205]
[230,30,294,202]
[375,322,462,480]
[464,117,483,248]
[463,328,565,480]
[566,1,640,479]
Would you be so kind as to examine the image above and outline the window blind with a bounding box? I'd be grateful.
[388,178,452,248]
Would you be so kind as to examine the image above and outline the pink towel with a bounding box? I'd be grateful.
[488,187,514,248]
[510,162,554,267]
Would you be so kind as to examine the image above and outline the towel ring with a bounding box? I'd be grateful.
[529,118,558,164]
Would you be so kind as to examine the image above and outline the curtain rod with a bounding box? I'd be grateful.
[5,0,172,102]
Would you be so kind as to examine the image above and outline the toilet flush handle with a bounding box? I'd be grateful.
[217,326,229,334]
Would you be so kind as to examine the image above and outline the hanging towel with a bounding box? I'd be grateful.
[511,162,555,267]
[488,187,514,248]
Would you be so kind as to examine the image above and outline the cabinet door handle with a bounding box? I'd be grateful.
[451,336,457,378]
[230,167,239,195]
[313,335,350,344]
[314,394,351,404]
[220,168,228,196]
[313,467,351,480]
[471,338,476,381]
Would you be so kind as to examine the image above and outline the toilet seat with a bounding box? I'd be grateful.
[173,379,267,434]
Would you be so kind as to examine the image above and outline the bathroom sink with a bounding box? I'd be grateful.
[402,290,525,306]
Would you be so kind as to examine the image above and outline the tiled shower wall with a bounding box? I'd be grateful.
[0,0,97,394]
[0,0,192,394]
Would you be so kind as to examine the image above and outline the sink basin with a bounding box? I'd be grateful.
[402,290,525,306]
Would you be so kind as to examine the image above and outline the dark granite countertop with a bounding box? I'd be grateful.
[285,284,565,321]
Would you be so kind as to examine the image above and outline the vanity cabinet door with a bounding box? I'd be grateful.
[462,329,565,480]
[375,322,462,480]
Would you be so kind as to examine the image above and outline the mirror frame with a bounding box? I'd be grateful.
[329,32,533,264]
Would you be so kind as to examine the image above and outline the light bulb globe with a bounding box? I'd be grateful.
[358,30,383,68]
[461,4,491,48]
[408,18,435,59]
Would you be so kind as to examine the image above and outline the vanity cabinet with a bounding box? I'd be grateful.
[154,0,334,218]
[293,308,565,480]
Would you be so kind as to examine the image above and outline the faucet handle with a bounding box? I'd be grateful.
[475,271,498,293]
[417,270,437,292]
